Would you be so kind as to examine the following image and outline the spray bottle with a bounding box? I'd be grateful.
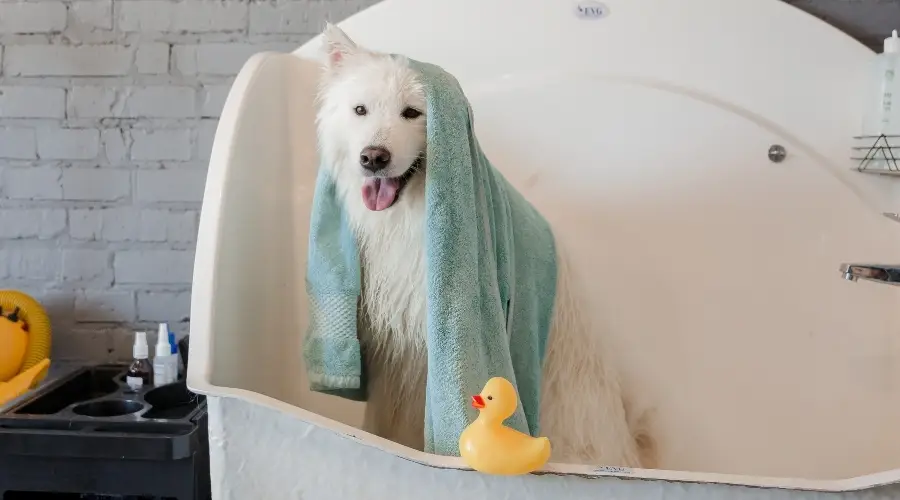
[153,323,175,386]
[126,331,152,392]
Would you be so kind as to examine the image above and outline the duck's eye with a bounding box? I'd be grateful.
[486,395,493,401]
[401,107,422,119]
[354,105,367,116]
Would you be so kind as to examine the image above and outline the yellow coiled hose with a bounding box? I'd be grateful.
[0,290,51,374]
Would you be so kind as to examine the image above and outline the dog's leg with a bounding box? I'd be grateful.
[360,340,427,451]
[540,251,655,468]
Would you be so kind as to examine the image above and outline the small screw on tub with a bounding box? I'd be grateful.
[768,144,787,163]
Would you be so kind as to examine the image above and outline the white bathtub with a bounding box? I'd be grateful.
[187,0,900,497]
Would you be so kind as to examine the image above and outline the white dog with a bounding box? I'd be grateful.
[315,23,655,468]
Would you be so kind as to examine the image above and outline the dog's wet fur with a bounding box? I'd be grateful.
[315,23,656,468]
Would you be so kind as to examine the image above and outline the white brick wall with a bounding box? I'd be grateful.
[71,1,114,30]
[0,3,68,34]
[0,87,66,119]
[0,0,372,362]
[0,0,888,362]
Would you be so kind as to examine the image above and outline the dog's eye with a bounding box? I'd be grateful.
[401,107,422,119]
[486,396,493,401]
[354,105,367,116]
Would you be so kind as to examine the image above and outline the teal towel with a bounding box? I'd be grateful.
[303,57,558,455]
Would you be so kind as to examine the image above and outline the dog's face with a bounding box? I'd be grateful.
[316,24,427,212]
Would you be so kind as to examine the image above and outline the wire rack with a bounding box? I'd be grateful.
[853,134,900,175]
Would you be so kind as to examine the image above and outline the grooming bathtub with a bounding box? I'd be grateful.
[188,0,900,497]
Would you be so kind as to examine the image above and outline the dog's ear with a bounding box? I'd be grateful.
[321,22,357,69]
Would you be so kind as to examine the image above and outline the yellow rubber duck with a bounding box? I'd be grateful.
[459,377,551,475]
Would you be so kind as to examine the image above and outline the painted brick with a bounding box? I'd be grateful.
[101,129,129,164]
[52,329,113,361]
[62,249,113,285]
[136,170,207,203]
[118,1,247,33]
[0,2,68,34]
[249,2,308,34]
[0,209,67,239]
[173,42,297,75]
[7,248,61,280]
[130,129,193,161]
[124,86,197,118]
[250,1,361,34]
[109,325,149,363]
[67,87,118,118]
[138,209,198,242]
[201,84,231,117]
[70,208,131,242]
[135,209,170,242]
[114,250,194,284]
[0,86,66,118]
[32,290,76,331]
[0,250,8,279]
[107,328,143,362]
[136,43,170,74]
[75,290,136,322]
[5,45,135,77]
[37,128,100,160]
[137,291,191,323]
[2,166,63,200]
[69,208,197,243]
[69,86,196,119]
[197,119,218,160]
[62,168,131,201]
[0,128,37,159]
[170,45,196,75]
[72,0,113,30]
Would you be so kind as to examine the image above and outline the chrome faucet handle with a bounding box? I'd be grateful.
[840,263,900,285]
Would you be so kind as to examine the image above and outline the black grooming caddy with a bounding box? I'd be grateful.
[0,359,210,500]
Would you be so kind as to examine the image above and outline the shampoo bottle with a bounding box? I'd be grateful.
[862,30,900,138]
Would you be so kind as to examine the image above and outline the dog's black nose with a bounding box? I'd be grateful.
[359,146,392,172]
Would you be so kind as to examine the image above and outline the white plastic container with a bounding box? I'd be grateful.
[862,30,900,137]
[153,323,175,386]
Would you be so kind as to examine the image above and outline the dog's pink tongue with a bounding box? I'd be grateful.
[362,178,401,211]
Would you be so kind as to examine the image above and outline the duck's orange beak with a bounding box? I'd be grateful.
[471,395,485,409]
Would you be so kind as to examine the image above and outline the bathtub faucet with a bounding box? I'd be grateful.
[839,263,900,286]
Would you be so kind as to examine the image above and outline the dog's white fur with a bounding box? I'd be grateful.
[315,24,655,467]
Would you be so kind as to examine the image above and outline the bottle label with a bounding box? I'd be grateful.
[126,376,144,391]
[154,361,169,386]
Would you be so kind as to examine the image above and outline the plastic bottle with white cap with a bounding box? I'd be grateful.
[126,331,152,392]
[862,29,900,137]
[153,323,175,386]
